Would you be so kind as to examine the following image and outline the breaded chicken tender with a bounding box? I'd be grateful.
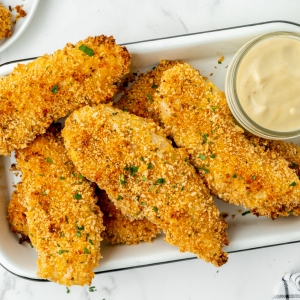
[115,60,178,127]
[0,35,130,156]
[0,3,12,40]
[153,62,300,219]
[62,104,229,266]
[97,189,161,245]
[7,183,30,244]
[15,125,104,286]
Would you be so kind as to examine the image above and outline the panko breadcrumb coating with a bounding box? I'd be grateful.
[97,189,161,245]
[62,104,229,266]
[15,125,104,286]
[0,3,12,40]
[115,60,178,128]
[7,183,30,244]
[153,62,300,219]
[0,35,130,156]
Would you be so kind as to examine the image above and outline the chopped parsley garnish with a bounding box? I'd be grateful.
[58,249,69,255]
[291,162,299,168]
[89,239,94,245]
[38,174,45,177]
[142,176,147,181]
[112,112,118,116]
[140,202,146,206]
[89,286,97,292]
[202,133,208,144]
[78,44,94,56]
[199,167,209,174]
[153,206,158,212]
[51,85,58,94]
[242,210,251,216]
[74,193,82,200]
[155,178,166,185]
[232,173,237,178]
[116,195,123,200]
[124,165,139,176]
[76,231,81,237]
[66,287,70,294]
[42,191,47,196]
[140,156,145,161]
[151,84,158,89]
[60,176,66,180]
[198,154,206,160]
[84,247,90,254]
[210,154,216,159]
[147,93,153,103]
[252,175,256,180]
[65,215,69,223]
[290,181,297,186]
[184,157,188,162]
[45,157,53,163]
[147,162,154,169]
[135,196,140,201]
[120,174,126,186]
[211,106,218,111]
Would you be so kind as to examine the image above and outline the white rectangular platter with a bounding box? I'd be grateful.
[1,20,300,280]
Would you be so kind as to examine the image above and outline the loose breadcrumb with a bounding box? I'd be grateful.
[0,3,12,39]
[97,189,161,245]
[62,104,229,267]
[0,35,131,156]
[15,125,105,286]
[153,62,300,219]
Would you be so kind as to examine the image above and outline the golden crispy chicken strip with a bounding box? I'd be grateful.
[115,60,178,127]
[62,104,229,266]
[15,125,104,286]
[97,189,161,245]
[152,62,300,219]
[0,3,12,40]
[0,35,130,155]
[7,183,30,244]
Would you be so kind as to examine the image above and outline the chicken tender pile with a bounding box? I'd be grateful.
[150,62,300,219]
[0,35,130,155]
[97,189,161,245]
[62,104,229,266]
[0,3,12,40]
[14,126,104,286]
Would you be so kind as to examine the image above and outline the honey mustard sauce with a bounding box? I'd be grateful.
[236,37,300,132]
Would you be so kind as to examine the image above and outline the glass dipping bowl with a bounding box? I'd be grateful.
[225,31,300,140]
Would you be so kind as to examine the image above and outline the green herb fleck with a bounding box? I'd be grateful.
[155,178,166,185]
[42,191,47,196]
[210,154,216,159]
[120,174,126,186]
[147,162,154,169]
[232,173,237,178]
[89,239,94,245]
[116,195,123,200]
[242,210,251,216]
[147,93,153,103]
[153,206,158,212]
[84,247,90,254]
[66,287,70,294]
[135,196,140,201]
[211,106,218,111]
[112,112,118,116]
[198,154,206,160]
[202,133,208,144]
[38,174,44,177]
[151,84,158,89]
[89,286,97,292]
[58,249,69,255]
[290,181,297,186]
[74,193,82,200]
[252,175,256,180]
[199,167,210,174]
[51,85,58,94]
[140,202,146,206]
[45,157,53,163]
[142,176,147,181]
[78,44,94,56]
[60,176,66,180]
[140,156,145,161]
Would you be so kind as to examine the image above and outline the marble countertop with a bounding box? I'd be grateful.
[1,0,300,299]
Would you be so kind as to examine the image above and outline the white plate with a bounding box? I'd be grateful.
[1,20,300,281]
[0,0,39,53]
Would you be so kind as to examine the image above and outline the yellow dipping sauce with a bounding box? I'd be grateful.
[236,36,300,132]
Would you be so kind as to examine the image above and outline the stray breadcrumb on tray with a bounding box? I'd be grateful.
[0,3,12,40]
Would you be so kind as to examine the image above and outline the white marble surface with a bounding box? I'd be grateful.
[1,0,300,299]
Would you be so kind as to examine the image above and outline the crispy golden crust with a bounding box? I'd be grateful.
[7,183,30,240]
[15,126,104,286]
[153,62,300,219]
[0,3,12,39]
[115,60,178,128]
[97,189,161,245]
[62,104,229,267]
[0,35,131,155]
